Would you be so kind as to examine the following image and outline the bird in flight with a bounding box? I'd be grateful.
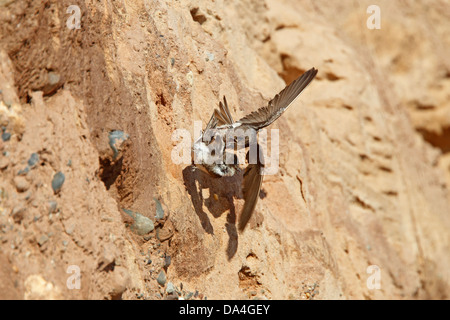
[192,67,318,231]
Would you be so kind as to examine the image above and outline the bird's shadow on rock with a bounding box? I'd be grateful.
[182,165,243,260]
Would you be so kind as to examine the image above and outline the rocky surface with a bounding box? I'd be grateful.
[0,0,449,299]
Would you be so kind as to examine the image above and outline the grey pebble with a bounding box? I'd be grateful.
[122,208,154,235]
[27,153,39,167]
[154,198,164,220]
[1,132,11,141]
[164,255,171,268]
[136,293,144,299]
[17,166,30,176]
[166,282,175,294]
[185,292,193,300]
[48,201,58,214]
[48,72,60,86]
[51,171,65,193]
[38,234,49,246]
[205,52,215,62]
[156,270,166,286]
[65,224,75,235]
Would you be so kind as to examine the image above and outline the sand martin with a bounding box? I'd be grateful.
[192,67,318,231]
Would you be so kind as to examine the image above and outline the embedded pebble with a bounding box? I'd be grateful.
[122,208,154,235]
[27,153,39,167]
[65,224,75,235]
[205,52,215,61]
[164,255,171,269]
[156,270,166,286]
[17,166,29,175]
[166,282,175,294]
[11,206,25,223]
[1,132,11,141]
[110,266,130,299]
[37,234,49,246]
[48,72,60,86]
[42,72,61,95]
[24,191,32,200]
[154,198,164,220]
[14,176,30,192]
[51,171,65,194]
[48,201,58,214]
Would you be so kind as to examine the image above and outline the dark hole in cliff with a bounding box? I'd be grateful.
[279,53,305,85]
[445,70,450,79]
[238,266,261,289]
[157,92,166,106]
[97,260,115,273]
[99,156,123,190]
[417,126,450,154]
[110,291,123,300]
[325,72,342,81]
[190,7,207,25]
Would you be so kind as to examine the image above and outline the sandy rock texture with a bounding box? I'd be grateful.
[0,0,449,299]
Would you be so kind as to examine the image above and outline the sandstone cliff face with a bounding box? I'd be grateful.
[0,0,449,299]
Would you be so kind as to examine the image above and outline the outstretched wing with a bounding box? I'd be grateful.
[238,67,318,130]
[217,96,234,125]
[238,143,264,232]
[205,112,218,131]
[205,96,234,131]
[239,163,263,231]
